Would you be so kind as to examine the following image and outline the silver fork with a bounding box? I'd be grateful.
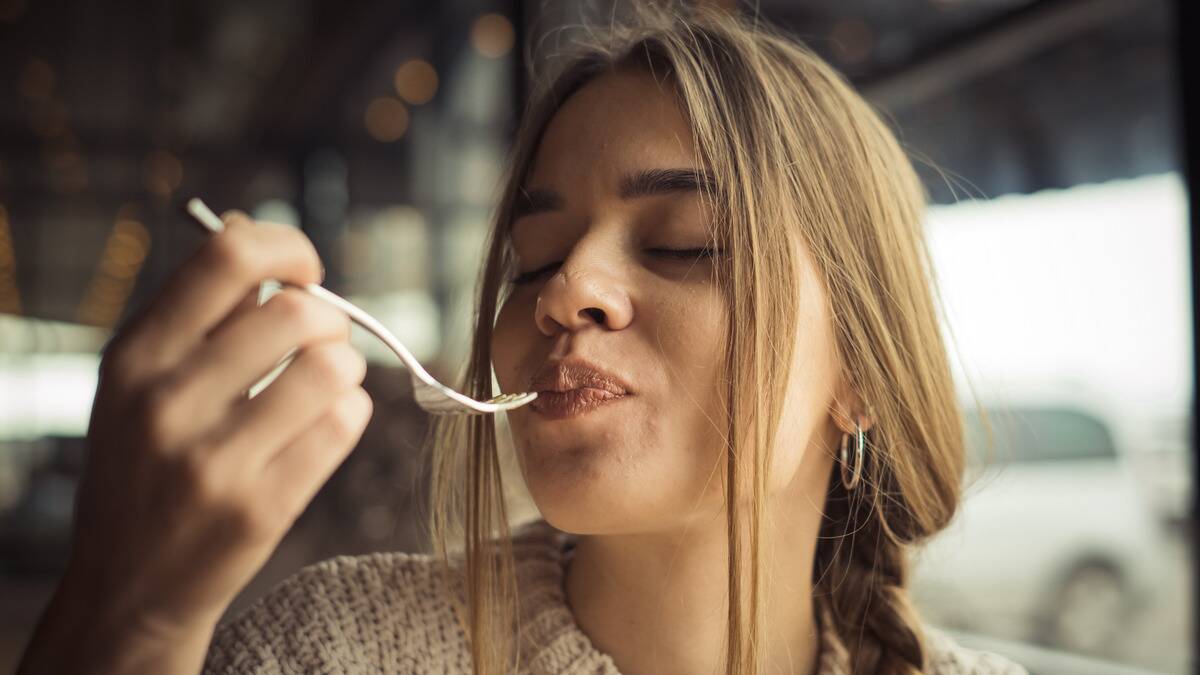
[185,198,537,416]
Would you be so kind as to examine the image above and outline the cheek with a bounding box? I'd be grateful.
[646,289,731,492]
[651,287,728,406]
[766,323,840,494]
[491,293,534,391]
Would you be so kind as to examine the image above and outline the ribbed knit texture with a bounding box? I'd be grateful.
[203,518,1028,674]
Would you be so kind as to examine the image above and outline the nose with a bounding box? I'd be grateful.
[534,253,634,336]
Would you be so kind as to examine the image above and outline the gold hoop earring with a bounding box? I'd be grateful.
[839,418,865,491]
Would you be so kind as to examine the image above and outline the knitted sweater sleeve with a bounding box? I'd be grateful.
[201,552,472,674]
[924,626,1030,675]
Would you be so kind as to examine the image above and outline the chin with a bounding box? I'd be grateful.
[521,462,639,535]
[518,455,673,538]
[506,408,707,535]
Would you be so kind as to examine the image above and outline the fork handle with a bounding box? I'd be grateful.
[186,198,434,384]
[284,281,433,381]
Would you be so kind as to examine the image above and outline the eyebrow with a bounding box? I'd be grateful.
[512,167,718,220]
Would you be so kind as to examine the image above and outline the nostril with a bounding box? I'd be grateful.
[581,307,605,323]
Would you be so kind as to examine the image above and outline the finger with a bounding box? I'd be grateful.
[179,288,352,416]
[214,340,367,469]
[203,285,263,341]
[262,386,373,522]
[119,212,323,385]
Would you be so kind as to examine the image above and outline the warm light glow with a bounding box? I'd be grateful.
[364,97,409,142]
[0,204,20,315]
[106,224,149,272]
[393,59,438,105]
[142,150,184,196]
[471,13,515,59]
[77,216,151,328]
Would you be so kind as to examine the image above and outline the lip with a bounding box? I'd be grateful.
[527,357,632,419]
[528,388,629,419]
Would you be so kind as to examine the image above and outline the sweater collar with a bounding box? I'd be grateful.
[509,518,852,675]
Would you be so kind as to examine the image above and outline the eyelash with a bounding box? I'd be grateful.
[508,247,724,285]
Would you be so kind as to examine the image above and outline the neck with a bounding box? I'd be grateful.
[562,452,834,675]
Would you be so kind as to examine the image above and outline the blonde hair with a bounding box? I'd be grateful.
[424,3,970,673]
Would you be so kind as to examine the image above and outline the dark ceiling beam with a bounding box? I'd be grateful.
[248,0,439,140]
[0,132,408,164]
[860,0,1144,112]
[0,141,410,212]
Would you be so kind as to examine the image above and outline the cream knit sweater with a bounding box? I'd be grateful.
[202,518,1028,674]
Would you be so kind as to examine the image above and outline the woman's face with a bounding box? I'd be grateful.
[491,69,844,535]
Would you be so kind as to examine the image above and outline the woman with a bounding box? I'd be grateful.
[18,4,1027,674]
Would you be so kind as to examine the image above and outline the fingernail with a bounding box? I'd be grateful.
[320,263,326,282]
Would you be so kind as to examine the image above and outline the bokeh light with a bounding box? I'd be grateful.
[364,96,409,142]
[77,216,151,328]
[471,13,515,59]
[393,58,438,105]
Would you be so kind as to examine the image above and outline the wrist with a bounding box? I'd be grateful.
[18,565,220,675]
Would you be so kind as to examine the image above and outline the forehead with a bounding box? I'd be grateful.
[525,68,699,185]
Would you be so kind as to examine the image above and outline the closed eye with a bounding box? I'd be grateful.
[507,248,724,285]
[508,262,556,285]
[646,247,721,259]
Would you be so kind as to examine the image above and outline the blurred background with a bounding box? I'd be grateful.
[0,0,1191,673]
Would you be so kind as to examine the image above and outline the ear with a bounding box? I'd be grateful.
[830,376,876,435]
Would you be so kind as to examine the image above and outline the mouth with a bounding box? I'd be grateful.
[525,356,633,419]
[528,387,629,419]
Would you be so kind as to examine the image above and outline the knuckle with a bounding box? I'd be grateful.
[326,410,352,442]
[220,210,251,228]
[100,328,171,392]
[311,300,348,338]
[344,343,368,385]
[355,387,374,421]
[284,227,323,282]
[100,324,150,378]
[213,214,321,285]
[266,287,311,324]
[138,378,187,450]
[330,387,372,439]
[303,342,356,392]
[206,228,255,278]
[99,336,132,382]
[340,343,369,387]
[258,223,322,284]
[328,410,355,441]
[173,455,274,540]
[267,289,338,337]
[176,450,222,505]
